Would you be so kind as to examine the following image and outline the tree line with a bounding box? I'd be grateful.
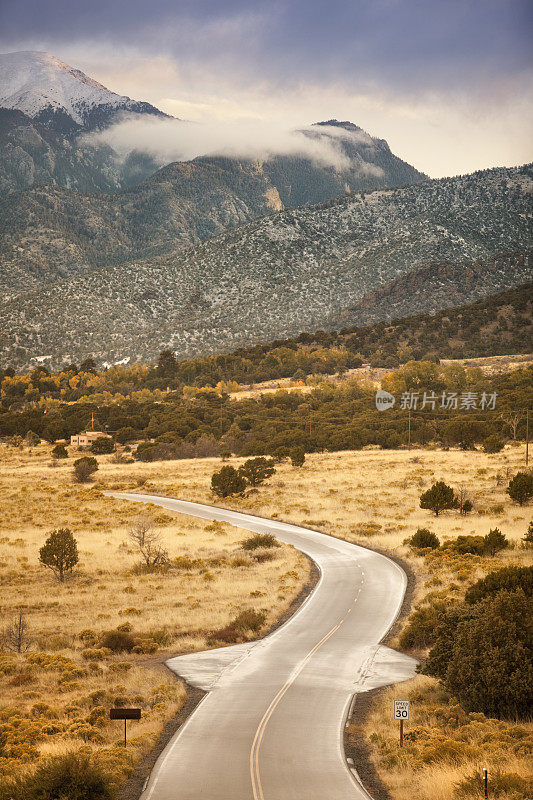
[1,282,530,403]
[0,362,531,460]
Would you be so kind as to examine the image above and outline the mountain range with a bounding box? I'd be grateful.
[0,52,425,208]
[0,51,530,373]
[1,164,530,370]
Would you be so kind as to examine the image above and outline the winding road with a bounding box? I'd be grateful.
[107,492,416,800]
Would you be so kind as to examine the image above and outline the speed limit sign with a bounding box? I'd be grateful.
[394,700,409,746]
[394,700,409,720]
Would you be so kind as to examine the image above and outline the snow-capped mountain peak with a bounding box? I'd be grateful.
[0,50,165,131]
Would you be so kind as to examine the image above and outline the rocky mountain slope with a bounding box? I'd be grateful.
[0,122,427,294]
[0,108,162,195]
[328,251,532,328]
[220,281,533,371]
[0,51,166,133]
[1,164,530,370]
[0,158,287,293]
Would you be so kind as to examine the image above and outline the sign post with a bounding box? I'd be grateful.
[109,707,141,746]
[393,700,409,747]
[483,768,488,799]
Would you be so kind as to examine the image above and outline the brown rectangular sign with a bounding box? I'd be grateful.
[109,708,141,720]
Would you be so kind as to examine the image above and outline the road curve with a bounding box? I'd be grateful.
[106,492,416,800]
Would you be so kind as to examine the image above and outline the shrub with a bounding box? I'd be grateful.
[399,601,447,650]
[52,443,68,459]
[148,628,172,646]
[483,527,509,556]
[444,589,533,718]
[39,528,79,582]
[210,609,267,643]
[289,446,306,467]
[73,456,98,483]
[173,555,199,570]
[81,648,112,661]
[25,430,40,447]
[443,535,486,556]
[99,629,135,653]
[241,533,279,550]
[464,566,533,604]
[420,481,457,516]
[86,706,108,726]
[211,465,247,497]
[3,610,32,653]
[90,436,115,454]
[454,769,532,799]
[207,624,242,644]
[233,609,267,633]
[128,514,169,568]
[409,528,440,550]
[78,629,98,645]
[523,520,533,547]
[132,640,157,654]
[482,434,505,453]
[507,472,533,505]
[22,751,113,800]
[108,662,132,673]
[231,556,252,567]
[252,549,275,562]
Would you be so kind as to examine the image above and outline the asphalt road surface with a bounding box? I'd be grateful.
[107,492,416,800]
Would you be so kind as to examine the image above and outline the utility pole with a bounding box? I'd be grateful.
[526,409,529,467]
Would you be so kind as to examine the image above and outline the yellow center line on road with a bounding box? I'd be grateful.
[250,621,344,800]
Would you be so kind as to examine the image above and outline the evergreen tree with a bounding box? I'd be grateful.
[409,528,440,549]
[483,528,509,556]
[39,529,79,582]
[211,466,247,497]
[238,457,276,487]
[420,481,456,516]
[90,437,115,454]
[507,472,533,505]
[444,590,533,718]
[289,446,306,467]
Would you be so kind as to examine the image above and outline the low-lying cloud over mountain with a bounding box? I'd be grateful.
[0,52,424,207]
[85,117,380,172]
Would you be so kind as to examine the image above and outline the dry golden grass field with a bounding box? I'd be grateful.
[1,440,532,797]
[0,443,307,791]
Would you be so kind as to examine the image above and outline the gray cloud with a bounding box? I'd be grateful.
[1,1,531,177]
[2,1,532,99]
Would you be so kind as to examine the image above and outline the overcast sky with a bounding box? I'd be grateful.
[1,0,532,177]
